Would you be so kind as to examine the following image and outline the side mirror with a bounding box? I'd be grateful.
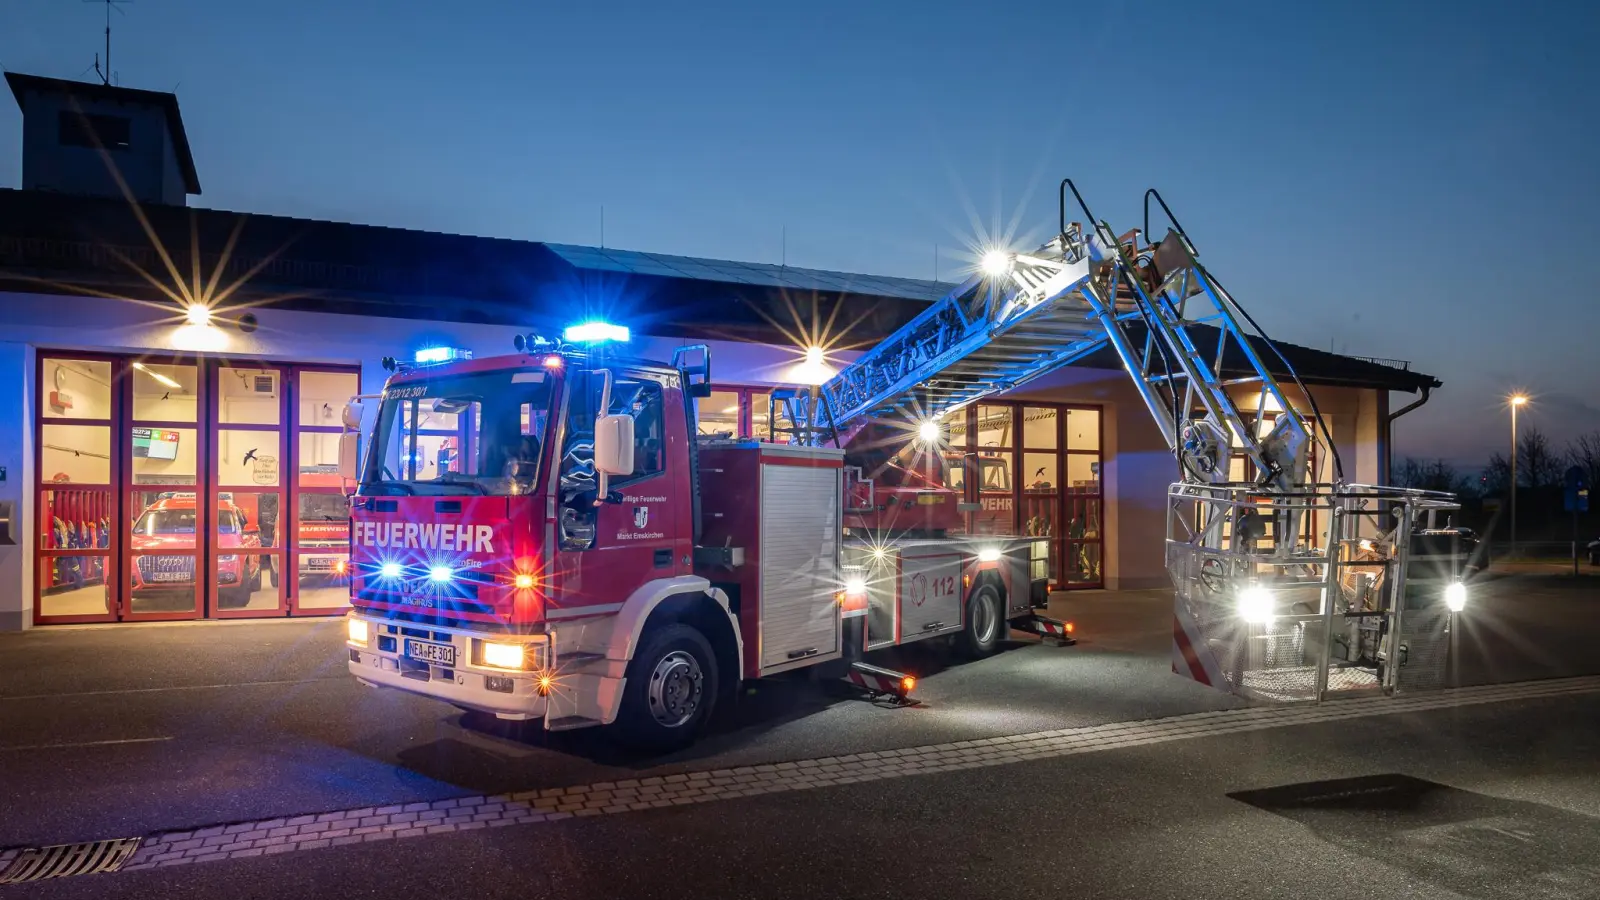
[341,401,363,430]
[338,432,361,482]
[594,413,635,476]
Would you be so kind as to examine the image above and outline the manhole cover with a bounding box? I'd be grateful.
[0,838,142,884]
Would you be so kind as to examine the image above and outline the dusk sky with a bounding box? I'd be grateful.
[3,0,1596,469]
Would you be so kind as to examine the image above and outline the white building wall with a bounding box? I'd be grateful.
[0,289,1395,626]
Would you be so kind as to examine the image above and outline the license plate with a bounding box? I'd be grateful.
[916,494,943,505]
[150,572,189,582]
[306,558,335,570]
[405,639,456,667]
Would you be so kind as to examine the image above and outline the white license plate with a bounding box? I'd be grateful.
[306,559,335,570]
[405,639,456,667]
[150,572,189,582]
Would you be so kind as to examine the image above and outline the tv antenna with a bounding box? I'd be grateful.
[84,0,133,86]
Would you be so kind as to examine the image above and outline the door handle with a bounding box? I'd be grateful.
[653,549,672,568]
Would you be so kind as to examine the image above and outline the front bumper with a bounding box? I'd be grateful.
[345,611,554,720]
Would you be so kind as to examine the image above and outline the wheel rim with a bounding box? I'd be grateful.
[646,650,704,728]
[972,591,997,644]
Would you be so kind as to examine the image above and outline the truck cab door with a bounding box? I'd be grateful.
[553,369,692,612]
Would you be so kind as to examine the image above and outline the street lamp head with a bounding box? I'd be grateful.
[1510,395,1528,407]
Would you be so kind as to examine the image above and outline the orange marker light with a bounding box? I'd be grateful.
[333,559,348,575]
[536,675,554,695]
[900,676,916,693]
[1064,621,1075,634]
[514,573,536,590]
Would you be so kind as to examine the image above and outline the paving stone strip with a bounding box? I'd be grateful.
[7,675,1598,883]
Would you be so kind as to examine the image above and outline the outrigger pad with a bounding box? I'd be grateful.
[1015,614,1077,647]
[844,661,918,705]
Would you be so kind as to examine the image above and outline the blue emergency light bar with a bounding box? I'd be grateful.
[563,321,630,344]
[414,346,473,365]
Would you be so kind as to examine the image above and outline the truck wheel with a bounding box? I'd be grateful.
[612,623,718,753]
[218,586,249,609]
[958,584,1002,659]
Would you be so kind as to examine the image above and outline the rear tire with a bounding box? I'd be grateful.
[958,584,1002,659]
[611,623,718,753]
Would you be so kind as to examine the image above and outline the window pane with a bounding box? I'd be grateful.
[40,489,113,548]
[299,371,359,426]
[41,359,112,420]
[218,553,278,611]
[299,432,345,487]
[696,390,741,437]
[218,429,280,486]
[219,491,279,545]
[1066,454,1100,492]
[39,555,110,617]
[1022,453,1058,539]
[296,492,350,609]
[42,424,111,483]
[219,367,281,425]
[1063,542,1102,586]
[1022,407,1058,449]
[131,363,198,422]
[1066,408,1100,451]
[609,380,664,479]
[974,450,1014,535]
[976,405,1012,451]
[940,407,970,449]
[748,391,796,443]
[1066,497,1103,540]
[405,398,460,432]
[128,553,199,614]
[129,488,200,550]
[131,426,196,488]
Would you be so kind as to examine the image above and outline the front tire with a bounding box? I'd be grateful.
[611,623,718,753]
[958,584,1002,659]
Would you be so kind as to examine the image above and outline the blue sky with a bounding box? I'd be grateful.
[3,0,1597,468]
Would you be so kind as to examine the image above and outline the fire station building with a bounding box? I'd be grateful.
[0,73,1441,630]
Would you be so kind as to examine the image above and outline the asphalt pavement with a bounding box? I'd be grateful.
[0,575,1595,897]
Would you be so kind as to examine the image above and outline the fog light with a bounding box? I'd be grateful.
[482,641,525,670]
[484,676,514,694]
[1445,582,1467,612]
[347,618,370,647]
[1237,586,1275,624]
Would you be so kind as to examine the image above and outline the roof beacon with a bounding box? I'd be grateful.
[563,322,630,344]
[414,346,472,365]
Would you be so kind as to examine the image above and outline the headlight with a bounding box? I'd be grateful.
[218,554,237,563]
[481,641,526,670]
[1237,586,1275,624]
[1445,582,1467,612]
[347,618,370,647]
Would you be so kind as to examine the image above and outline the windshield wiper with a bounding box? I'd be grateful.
[427,473,489,494]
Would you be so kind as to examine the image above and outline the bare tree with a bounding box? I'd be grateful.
[1397,457,1471,495]
[1568,431,1600,488]
[1482,454,1510,496]
[1517,427,1563,490]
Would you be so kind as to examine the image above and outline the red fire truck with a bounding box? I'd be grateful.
[340,324,1057,750]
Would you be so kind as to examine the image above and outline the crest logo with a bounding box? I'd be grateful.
[633,506,649,529]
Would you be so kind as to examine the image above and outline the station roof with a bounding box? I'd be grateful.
[0,188,1437,392]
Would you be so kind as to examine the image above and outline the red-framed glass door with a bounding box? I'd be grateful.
[122,355,207,621]
[209,361,287,617]
[289,366,360,615]
[34,354,121,624]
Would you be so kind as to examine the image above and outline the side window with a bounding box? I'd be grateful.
[609,378,665,484]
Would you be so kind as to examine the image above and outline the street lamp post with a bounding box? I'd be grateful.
[1510,395,1528,557]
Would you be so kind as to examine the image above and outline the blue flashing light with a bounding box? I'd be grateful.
[415,346,472,365]
[563,322,630,344]
[379,561,403,579]
[429,565,454,584]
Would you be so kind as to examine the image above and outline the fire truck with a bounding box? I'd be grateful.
[338,325,1059,750]
[342,180,1470,747]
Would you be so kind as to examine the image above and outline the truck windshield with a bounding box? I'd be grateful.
[362,369,554,496]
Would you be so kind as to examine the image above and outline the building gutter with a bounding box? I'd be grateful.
[1381,385,1432,483]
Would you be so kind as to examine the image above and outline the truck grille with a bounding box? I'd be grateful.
[352,567,508,629]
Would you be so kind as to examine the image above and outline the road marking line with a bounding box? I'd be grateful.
[0,678,344,703]
[0,737,174,753]
[16,675,1600,880]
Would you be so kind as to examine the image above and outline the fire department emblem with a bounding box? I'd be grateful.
[633,506,649,529]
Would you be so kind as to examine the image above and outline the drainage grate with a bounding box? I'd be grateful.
[0,838,143,884]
